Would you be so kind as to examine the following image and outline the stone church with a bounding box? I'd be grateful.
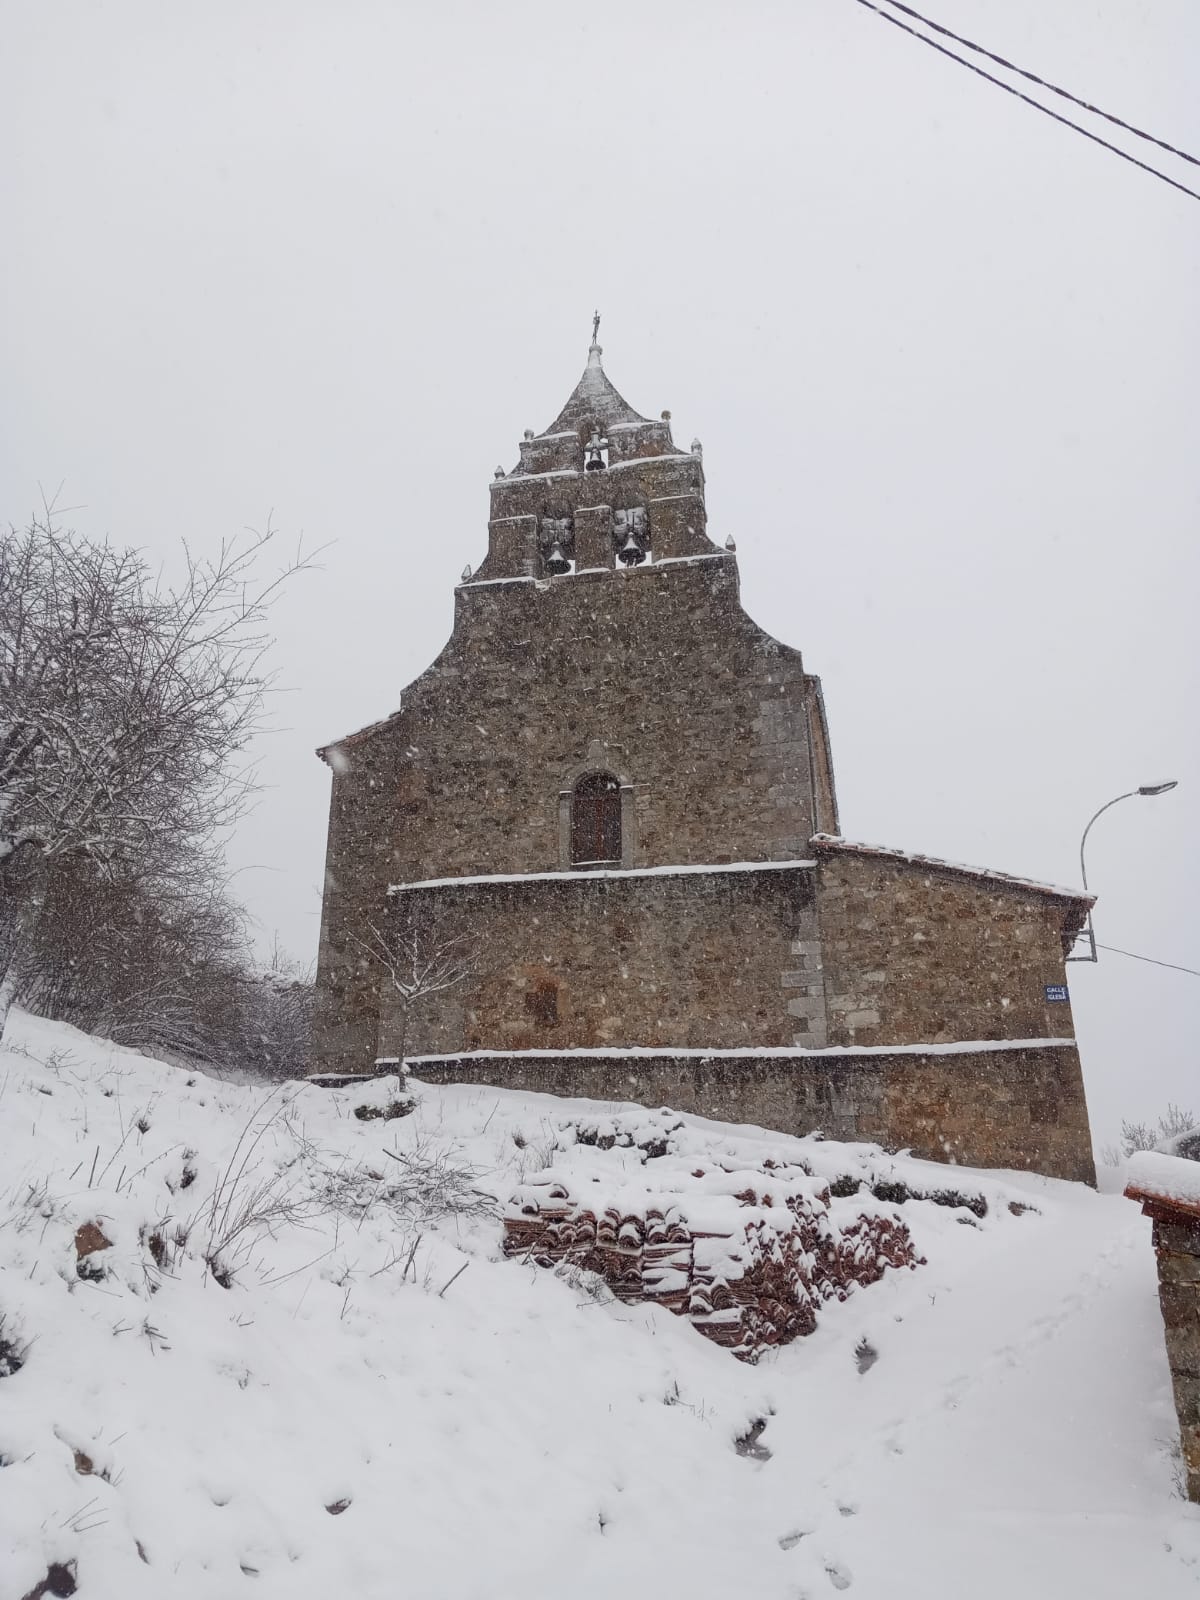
[313,331,1096,1184]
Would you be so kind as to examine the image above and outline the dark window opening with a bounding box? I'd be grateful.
[525,979,559,1027]
[571,772,622,867]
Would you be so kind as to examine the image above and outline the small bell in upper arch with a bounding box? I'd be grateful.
[545,540,571,576]
[617,532,646,567]
[584,429,608,472]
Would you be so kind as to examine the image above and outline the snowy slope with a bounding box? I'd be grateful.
[1,1011,1196,1600]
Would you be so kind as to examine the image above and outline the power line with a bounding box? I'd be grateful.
[1096,943,1200,978]
[850,0,1200,203]
[878,0,1200,169]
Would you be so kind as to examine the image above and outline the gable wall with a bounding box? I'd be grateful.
[313,556,833,1073]
[815,851,1080,1047]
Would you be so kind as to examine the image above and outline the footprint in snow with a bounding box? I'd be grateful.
[942,1376,969,1411]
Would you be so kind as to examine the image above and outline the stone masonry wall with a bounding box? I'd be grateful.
[407,1044,1096,1185]
[314,555,834,1074]
[381,865,827,1060]
[814,849,1080,1048]
[1147,1206,1200,1502]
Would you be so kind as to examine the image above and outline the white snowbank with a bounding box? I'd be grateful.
[1,1010,1196,1599]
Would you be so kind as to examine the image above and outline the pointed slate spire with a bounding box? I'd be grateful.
[538,315,650,438]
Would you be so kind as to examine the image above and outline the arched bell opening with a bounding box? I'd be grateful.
[613,506,650,567]
[583,426,609,472]
[539,516,576,577]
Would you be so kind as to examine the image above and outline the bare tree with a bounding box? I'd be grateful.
[17,847,257,1065]
[1119,1104,1197,1158]
[352,918,476,1065]
[0,507,309,1033]
[233,942,314,1080]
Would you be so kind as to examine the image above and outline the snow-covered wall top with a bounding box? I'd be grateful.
[1125,1150,1200,1217]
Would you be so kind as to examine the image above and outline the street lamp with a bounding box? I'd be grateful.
[1068,780,1179,961]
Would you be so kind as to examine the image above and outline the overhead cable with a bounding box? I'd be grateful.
[1096,943,1200,978]
[878,0,1200,169]
[850,0,1200,203]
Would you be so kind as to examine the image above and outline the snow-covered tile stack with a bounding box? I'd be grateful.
[505,1109,946,1359]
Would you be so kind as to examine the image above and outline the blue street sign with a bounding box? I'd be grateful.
[1044,983,1069,1003]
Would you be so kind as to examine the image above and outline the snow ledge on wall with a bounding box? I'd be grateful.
[407,1038,1078,1065]
[390,858,817,894]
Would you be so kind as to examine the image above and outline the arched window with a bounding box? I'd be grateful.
[571,772,622,868]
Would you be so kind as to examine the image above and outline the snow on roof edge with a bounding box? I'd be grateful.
[390,858,817,894]
[316,709,403,761]
[810,834,1092,905]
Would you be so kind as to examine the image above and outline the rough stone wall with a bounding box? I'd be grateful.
[311,731,402,1072]
[408,1044,1096,1184]
[381,865,826,1059]
[314,555,833,1074]
[1150,1209,1200,1501]
[814,850,1079,1048]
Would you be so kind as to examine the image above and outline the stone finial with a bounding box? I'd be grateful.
[523,429,535,441]
[661,410,671,422]
[493,465,505,480]
[691,437,703,457]
[725,535,737,553]
[461,564,472,582]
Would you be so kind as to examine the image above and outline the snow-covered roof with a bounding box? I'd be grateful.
[1124,1150,1200,1219]
[390,858,816,895]
[810,835,1092,908]
[408,1038,1077,1064]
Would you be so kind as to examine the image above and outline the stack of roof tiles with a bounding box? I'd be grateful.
[503,1112,921,1360]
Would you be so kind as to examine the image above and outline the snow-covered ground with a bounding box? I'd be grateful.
[1,1010,1196,1599]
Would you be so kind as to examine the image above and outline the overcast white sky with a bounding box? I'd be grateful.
[2,0,1197,1148]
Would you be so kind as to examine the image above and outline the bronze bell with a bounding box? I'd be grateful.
[545,540,571,576]
[617,532,646,567]
[584,430,607,472]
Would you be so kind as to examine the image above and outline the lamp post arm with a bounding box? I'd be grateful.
[1078,790,1137,892]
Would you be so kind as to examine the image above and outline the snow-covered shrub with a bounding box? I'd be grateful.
[316,1132,496,1228]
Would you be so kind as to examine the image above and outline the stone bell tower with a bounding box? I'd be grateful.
[312,327,839,1074]
[476,320,716,581]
